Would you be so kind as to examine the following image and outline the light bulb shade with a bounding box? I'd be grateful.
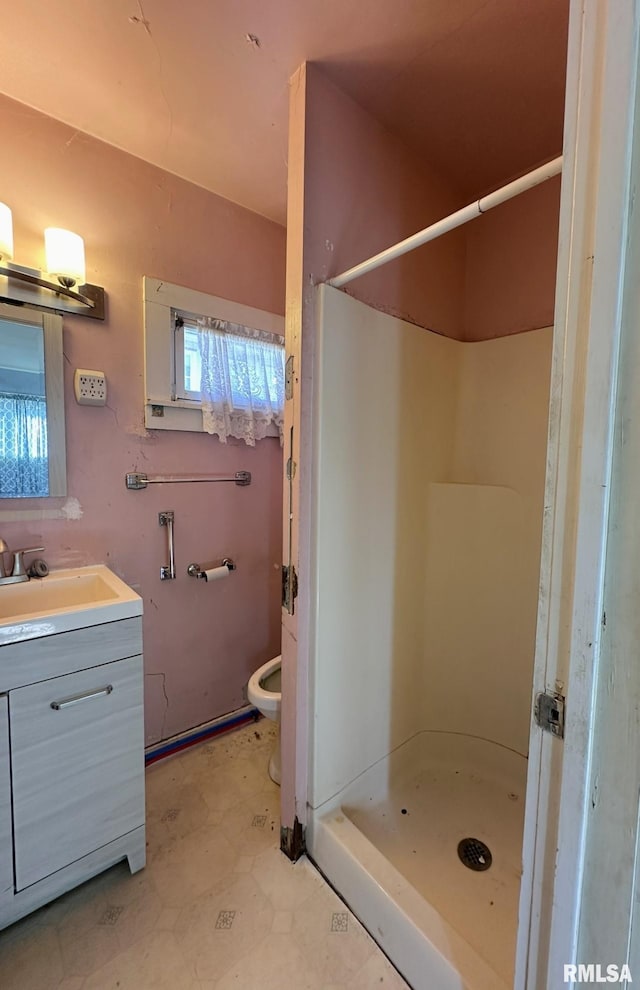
[0,203,13,261]
[45,228,85,286]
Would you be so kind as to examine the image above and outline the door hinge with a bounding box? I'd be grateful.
[282,564,298,614]
[534,690,565,739]
[280,817,306,862]
[286,456,296,481]
[285,355,294,400]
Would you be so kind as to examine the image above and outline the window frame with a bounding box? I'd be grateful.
[143,278,284,434]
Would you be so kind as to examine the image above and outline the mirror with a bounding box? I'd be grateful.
[0,304,66,497]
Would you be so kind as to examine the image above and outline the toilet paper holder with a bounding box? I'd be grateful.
[187,558,236,579]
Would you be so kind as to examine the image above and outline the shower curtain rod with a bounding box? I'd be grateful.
[327,155,563,289]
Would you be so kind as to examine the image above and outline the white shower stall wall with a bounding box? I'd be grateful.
[426,329,552,755]
[309,285,552,989]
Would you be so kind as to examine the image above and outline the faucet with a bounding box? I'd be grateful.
[0,541,45,585]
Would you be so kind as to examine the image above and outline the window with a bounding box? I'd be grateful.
[174,321,202,401]
[143,278,285,440]
[173,316,285,444]
[183,326,201,396]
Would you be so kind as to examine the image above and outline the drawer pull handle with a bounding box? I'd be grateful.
[50,685,114,710]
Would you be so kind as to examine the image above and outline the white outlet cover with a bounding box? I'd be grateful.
[74,368,107,406]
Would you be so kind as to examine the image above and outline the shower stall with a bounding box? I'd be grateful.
[307,284,552,989]
[281,4,640,986]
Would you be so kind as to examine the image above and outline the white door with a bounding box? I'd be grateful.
[516,2,640,986]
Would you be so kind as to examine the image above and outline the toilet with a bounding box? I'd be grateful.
[247,655,282,784]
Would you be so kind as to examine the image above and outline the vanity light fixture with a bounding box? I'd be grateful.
[45,228,86,288]
[0,203,14,261]
[0,204,105,320]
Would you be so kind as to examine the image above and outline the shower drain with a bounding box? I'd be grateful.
[457,837,492,871]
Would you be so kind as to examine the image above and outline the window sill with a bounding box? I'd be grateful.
[144,402,280,439]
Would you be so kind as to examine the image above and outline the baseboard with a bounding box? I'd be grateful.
[145,705,260,766]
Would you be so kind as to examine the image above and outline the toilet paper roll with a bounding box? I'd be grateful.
[202,564,230,583]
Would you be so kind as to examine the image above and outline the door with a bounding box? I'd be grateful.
[516,2,640,985]
[10,656,144,890]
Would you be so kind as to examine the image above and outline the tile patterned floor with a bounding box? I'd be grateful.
[0,721,409,989]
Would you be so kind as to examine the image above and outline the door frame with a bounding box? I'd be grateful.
[516,1,640,986]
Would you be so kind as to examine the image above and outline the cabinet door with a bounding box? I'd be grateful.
[10,656,144,891]
[0,696,12,896]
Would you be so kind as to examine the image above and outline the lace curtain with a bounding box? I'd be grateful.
[0,392,48,497]
[197,318,285,445]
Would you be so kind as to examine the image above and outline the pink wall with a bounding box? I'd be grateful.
[463,178,561,340]
[280,63,467,828]
[303,65,467,337]
[0,94,285,745]
[298,66,561,345]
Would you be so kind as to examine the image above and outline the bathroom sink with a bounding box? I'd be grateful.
[0,565,142,645]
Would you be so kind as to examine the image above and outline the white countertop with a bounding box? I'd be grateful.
[0,565,143,646]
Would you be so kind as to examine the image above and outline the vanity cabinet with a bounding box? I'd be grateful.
[11,655,144,891]
[0,696,12,899]
[0,613,145,929]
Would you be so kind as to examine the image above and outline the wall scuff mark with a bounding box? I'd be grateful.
[0,496,82,523]
[60,497,83,521]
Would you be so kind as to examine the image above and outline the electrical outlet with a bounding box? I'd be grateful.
[74,369,107,406]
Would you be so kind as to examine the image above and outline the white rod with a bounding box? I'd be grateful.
[328,155,563,288]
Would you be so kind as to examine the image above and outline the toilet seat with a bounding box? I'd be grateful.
[247,654,281,717]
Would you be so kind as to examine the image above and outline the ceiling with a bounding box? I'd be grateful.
[0,0,569,225]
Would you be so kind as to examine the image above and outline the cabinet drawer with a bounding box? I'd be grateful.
[0,618,142,693]
[10,656,145,891]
